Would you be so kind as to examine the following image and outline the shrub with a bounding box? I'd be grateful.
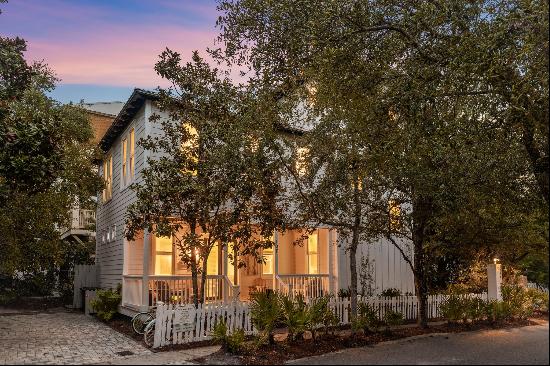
[249,291,281,345]
[90,285,122,321]
[501,285,533,320]
[280,293,309,342]
[212,321,245,354]
[527,288,549,313]
[357,302,382,334]
[383,309,404,328]
[306,296,333,340]
[380,288,401,298]
[337,288,351,298]
[440,294,465,323]
[464,297,487,323]
[485,300,510,323]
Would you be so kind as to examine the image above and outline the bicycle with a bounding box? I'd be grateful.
[131,301,163,335]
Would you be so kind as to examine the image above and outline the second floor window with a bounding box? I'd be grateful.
[102,154,112,202]
[389,199,402,230]
[296,147,309,176]
[121,128,135,188]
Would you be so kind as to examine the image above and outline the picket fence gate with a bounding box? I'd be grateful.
[153,302,256,348]
[153,292,487,348]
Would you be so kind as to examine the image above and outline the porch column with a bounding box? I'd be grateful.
[273,230,279,291]
[328,229,334,294]
[223,243,228,303]
[141,230,151,311]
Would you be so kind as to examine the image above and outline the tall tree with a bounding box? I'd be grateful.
[125,51,284,306]
[215,0,548,326]
[0,33,101,292]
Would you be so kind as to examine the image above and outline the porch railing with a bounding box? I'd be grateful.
[122,274,240,309]
[276,274,330,298]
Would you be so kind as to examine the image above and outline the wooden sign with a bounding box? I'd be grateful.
[173,304,195,333]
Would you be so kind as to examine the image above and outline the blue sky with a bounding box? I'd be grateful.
[0,0,221,103]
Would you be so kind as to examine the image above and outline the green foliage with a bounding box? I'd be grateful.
[337,288,351,299]
[440,295,466,324]
[501,285,534,320]
[380,288,402,298]
[526,288,549,313]
[249,291,281,345]
[383,309,404,327]
[216,0,549,328]
[0,31,101,289]
[211,321,246,354]
[91,286,122,322]
[280,293,309,342]
[355,302,382,334]
[125,51,284,306]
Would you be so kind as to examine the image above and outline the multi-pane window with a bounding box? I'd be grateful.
[307,232,319,274]
[262,247,274,275]
[121,128,135,188]
[102,154,112,202]
[155,236,173,275]
[121,137,127,183]
[130,128,135,179]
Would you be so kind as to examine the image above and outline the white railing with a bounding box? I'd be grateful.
[148,275,239,306]
[276,274,330,298]
[78,209,96,229]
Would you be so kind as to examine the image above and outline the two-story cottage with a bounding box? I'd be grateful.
[95,89,414,314]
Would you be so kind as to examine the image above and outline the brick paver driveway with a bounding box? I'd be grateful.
[0,310,152,365]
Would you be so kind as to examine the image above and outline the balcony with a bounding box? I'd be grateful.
[60,208,96,240]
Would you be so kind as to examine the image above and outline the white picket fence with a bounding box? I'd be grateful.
[153,302,256,348]
[152,292,486,348]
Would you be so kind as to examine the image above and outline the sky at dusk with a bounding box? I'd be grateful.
[0,0,222,103]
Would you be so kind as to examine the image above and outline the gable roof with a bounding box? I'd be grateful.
[99,88,304,152]
[99,89,157,152]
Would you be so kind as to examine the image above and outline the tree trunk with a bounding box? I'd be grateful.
[349,231,359,320]
[412,195,430,328]
[190,223,200,308]
[413,240,428,328]
[199,251,208,305]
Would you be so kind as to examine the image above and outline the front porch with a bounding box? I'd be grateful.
[121,228,338,310]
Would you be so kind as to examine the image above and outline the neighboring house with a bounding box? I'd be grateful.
[95,89,414,314]
[60,102,124,246]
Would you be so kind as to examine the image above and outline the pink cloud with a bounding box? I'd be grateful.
[24,25,220,87]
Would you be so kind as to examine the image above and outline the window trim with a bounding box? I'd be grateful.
[102,154,113,202]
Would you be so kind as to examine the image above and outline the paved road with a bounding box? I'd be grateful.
[287,322,549,365]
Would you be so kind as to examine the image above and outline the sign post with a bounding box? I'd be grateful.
[487,261,502,301]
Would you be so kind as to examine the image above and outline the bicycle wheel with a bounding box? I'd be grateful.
[132,312,154,335]
[143,320,156,347]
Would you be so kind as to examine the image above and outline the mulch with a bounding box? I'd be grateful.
[194,315,547,365]
[101,310,548,364]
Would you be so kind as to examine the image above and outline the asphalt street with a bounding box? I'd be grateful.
[287,322,549,365]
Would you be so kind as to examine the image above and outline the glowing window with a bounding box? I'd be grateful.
[307,233,319,274]
[155,236,173,275]
[389,199,401,230]
[296,147,309,176]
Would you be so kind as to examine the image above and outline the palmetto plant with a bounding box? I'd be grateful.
[249,291,281,345]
